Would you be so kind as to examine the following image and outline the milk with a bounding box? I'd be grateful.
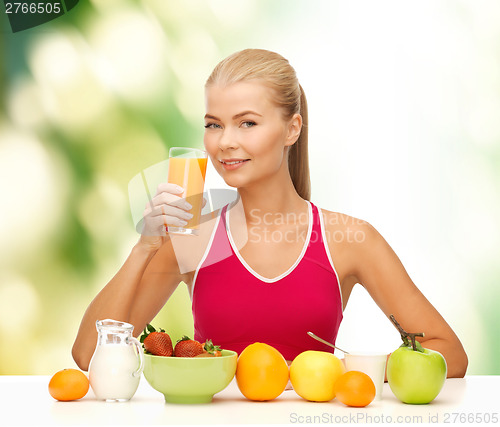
[89,344,141,401]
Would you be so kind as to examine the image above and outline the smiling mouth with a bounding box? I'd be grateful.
[219,159,250,165]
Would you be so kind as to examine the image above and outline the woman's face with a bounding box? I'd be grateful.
[204,81,301,189]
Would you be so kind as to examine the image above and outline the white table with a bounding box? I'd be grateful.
[1,375,499,425]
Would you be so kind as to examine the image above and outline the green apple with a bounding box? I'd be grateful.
[387,340,447,404]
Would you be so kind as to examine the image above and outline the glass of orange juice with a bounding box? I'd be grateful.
[167,147,208,235]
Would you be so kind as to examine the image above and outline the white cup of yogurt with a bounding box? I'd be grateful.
[344,352,388,400]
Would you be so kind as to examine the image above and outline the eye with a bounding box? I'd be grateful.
[204,123,222,129]
[241,121,256,128]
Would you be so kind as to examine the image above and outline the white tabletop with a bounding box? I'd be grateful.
[1,375,499,426]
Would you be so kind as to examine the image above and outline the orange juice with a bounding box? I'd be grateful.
[168,156,208,233]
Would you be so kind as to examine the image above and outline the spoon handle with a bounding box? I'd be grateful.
[307,331,350,354]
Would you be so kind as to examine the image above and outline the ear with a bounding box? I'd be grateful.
[284,113,303,147]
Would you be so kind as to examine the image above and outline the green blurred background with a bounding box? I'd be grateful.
[1,0,499,375]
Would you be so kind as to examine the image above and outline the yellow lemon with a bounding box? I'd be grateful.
[290,350,346,402]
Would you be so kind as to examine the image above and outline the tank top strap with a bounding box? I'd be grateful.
[220,203,229,230]
[310,201,321,233]
[307,201,324,251]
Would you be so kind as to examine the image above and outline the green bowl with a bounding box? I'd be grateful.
[143,350,237,404]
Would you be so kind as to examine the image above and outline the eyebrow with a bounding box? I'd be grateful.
[204,111,263,121]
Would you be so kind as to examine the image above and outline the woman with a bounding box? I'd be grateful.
[72,49,468,378]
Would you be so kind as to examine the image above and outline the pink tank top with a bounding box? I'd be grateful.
[191,201,343,361]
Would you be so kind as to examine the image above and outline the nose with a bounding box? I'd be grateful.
[217,127,238,151]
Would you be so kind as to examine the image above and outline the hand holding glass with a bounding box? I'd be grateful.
[166,147,208,235]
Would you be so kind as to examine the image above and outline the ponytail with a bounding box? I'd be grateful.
[288,85,311,201]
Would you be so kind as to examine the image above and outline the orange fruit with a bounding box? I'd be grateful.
[334,370,376,407]
[290,350,346,402]
[48,369,89,401]
[235,342,289,401]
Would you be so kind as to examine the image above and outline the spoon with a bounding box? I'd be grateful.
[307,331,350,354]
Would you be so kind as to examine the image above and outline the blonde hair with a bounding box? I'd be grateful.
[206,49,311,201]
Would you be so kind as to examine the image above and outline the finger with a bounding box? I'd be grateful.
[160,205,191,226]
[153,192,192,211]
[145,204,193,221]
[202,197,207,208]
[150,214,188,228]
[155,183,184,196]
[143,193,190,216]
[143,215,188,235]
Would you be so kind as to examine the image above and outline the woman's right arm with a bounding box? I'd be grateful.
[72,183,193,371]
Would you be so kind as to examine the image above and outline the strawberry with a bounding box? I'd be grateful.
[140,324,173,357]
[203,339,222,357]
[174,336,204,357]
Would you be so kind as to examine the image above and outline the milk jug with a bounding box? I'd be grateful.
[89,319,144,401]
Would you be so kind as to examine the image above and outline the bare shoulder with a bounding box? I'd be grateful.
[318,208,375,243]
[317,207,382,285]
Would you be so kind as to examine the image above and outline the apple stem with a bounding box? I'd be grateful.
[389,315,425,351]
[389,315,407,339]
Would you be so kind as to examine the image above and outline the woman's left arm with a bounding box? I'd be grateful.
[351,221,468,378]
